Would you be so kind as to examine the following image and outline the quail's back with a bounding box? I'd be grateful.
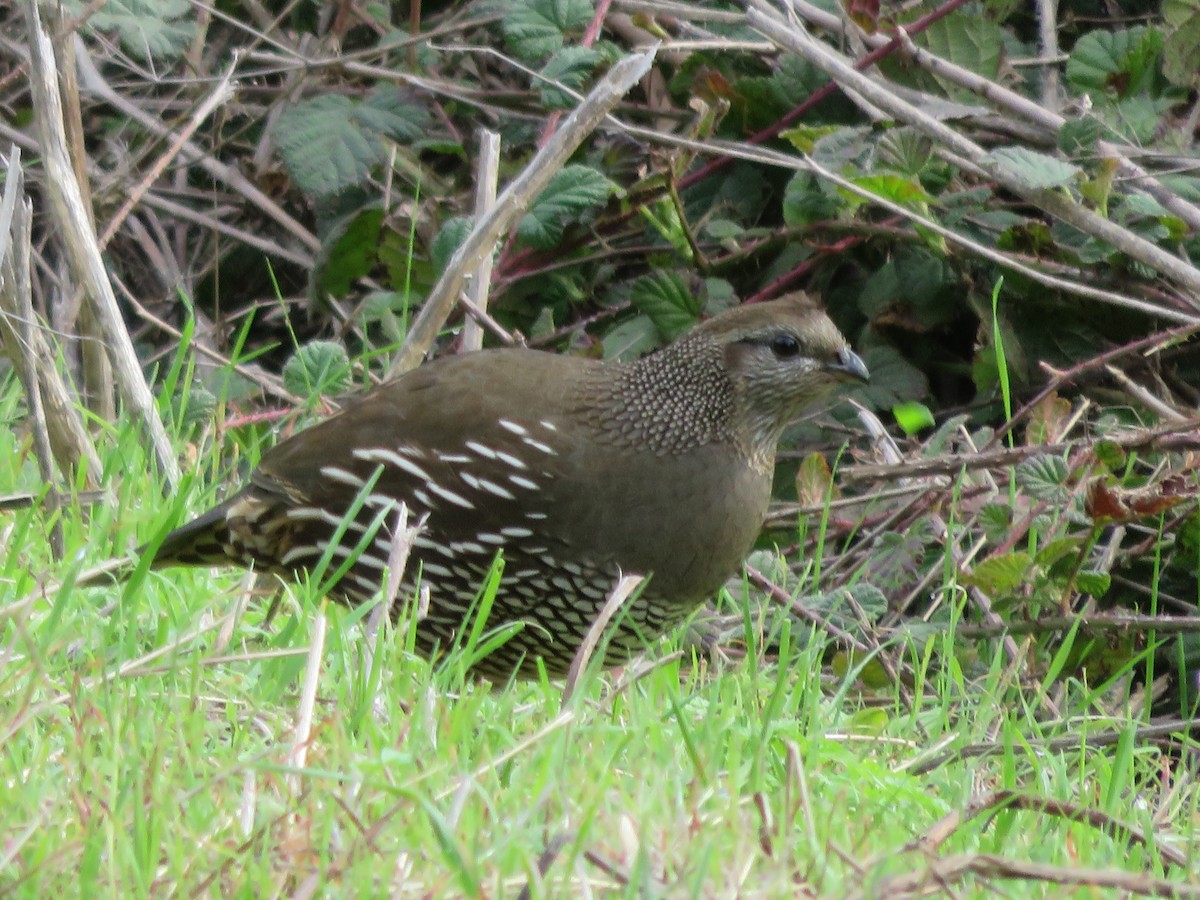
[149,293,868,678]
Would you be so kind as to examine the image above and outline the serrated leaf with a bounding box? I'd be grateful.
[72,0,194,61]
[283,341,352,399]
[1066,27,1164,97]
[843,174,934,208]
[965,552,1035,594]
[861,526,933,593]
[988,147,1082,189]
[979,503,1014,544]
[917,15,1005,82]
[311,207,384,298]
[501,0,593,61]
[516,165,619,249]
[877,128,934,176]
[1015,455,1071,503]
[1163,13,1200,86]
[629,271,700,341]
[538,45,602,109]
[275,96,384,198]
[1057,117,1103,153]
[1075,571,1111,597]
[354,87,430,142]
[782,172,841,227]
[431,217,473,271]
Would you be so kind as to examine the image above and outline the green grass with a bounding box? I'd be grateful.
[2,377,1198,897]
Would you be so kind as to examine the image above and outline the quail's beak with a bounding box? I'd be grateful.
[829,347,870,382]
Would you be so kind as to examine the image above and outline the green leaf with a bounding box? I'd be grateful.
[917,15,1005,83]
[1057,117,1103,154]
[274,91,427,199]
[283,341,352,400]
[501,0,593,61]
[782,172,841,227]
[311,207,385,298]
[1093,439,1127,472]
[72,0,195,61]
[1161,12,1200,86]
[1065,27,1164,97]
[629,271,701,341]
[601,315,660,361]
[274,97,380,198]
[842,174,934,208]
[780,124,842,154]
[354,87,430,142]
[516,165,619,249]
[1015,455,1071,503]
[979,503,1014,544]
[1075,571,1112,597]
[1036,537,1083,569]
[431,217,473,271]
[965,552,1035,595]
[538,46,602,109]
[876,128,935,177]
[892,401,934,436]
[988,147,1082,189]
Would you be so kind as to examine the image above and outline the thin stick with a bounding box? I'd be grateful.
[22,0,181,487]
[462,131,502,352]
[387,46,658,378]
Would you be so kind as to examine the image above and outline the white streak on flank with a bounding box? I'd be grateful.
[286,507,367,532]
[476,532,507,545]
[354,447,432,483]
[500,526,534,538]
[421,562,454,578]
[348,572,380,593]
[476,478,516,500]
[435,452,472,464]
[450,541,487,555]
[521,437,557,456]
[525,511,548,520]
[365,493,399,511]
[321,466,366,488]
[353,552,390,572]
[508,474,539,491]
[497,418,528,436]
[464,440,498,460]
[280,544,321,566]
[495,449,528,470]
[425,480,474,509]
[460,472,482,490]
[539,420,558,431]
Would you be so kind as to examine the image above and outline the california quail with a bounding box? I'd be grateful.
[141,293,867,678]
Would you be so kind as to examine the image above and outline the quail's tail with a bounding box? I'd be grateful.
[75,500,237,589]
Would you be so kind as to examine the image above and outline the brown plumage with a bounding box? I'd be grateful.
[138,293,867,678]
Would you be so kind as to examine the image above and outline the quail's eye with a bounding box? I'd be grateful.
[769,334,802,359]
